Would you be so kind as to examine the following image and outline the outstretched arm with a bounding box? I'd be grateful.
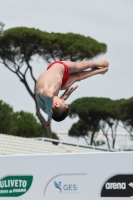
[60,85,78,101]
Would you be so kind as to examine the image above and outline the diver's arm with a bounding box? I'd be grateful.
[60,86,78,101]
[43,89,54,120]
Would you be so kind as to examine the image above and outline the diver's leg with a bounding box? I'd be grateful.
[62,67,108,89]
[63,60,109,74]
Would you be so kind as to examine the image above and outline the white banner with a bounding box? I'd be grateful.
[0,152,133,200]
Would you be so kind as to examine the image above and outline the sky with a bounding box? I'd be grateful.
[0,0,133,133]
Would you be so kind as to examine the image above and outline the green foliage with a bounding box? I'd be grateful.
[68,96,133,148]
[9,111,44,137]
[119,97,133,121]
[69,119,92,137]
[119,97,133,135]
[0,27,107,63]
[0,100,13,134]
[69,97,118,127]
[0,27,44,61]
[51,132,59,140]
[0,100,58,139]
[42,32,107,61]
[68,97,122,148]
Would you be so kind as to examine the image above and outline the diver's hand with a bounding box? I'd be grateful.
[61,85,78,100]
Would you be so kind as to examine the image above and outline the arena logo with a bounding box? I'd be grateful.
[54,180,78,194]
[0,22,5,36]
[105,182,126,190]
[0,175,33,197]
[101,174,133,197]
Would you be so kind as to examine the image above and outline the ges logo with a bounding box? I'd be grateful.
[54,180,78,194]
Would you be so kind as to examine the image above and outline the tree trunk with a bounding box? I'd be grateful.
[90,131,95,145]
[104,134,110,150]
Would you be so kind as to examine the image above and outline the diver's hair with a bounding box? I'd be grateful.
[52,106,70,122]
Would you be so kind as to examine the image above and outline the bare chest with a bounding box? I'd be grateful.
[36,64,64,95]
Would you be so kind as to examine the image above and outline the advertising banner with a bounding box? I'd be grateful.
[0,152,133,200]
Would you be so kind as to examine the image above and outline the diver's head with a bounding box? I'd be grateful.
[52,96,70,122]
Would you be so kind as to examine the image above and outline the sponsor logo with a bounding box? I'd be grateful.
[0,176,33,197]
[101,174,133,197]
[105,182,126,190]
[44,173,86,196]
[54,180,78,194]
[0,22,5,36]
